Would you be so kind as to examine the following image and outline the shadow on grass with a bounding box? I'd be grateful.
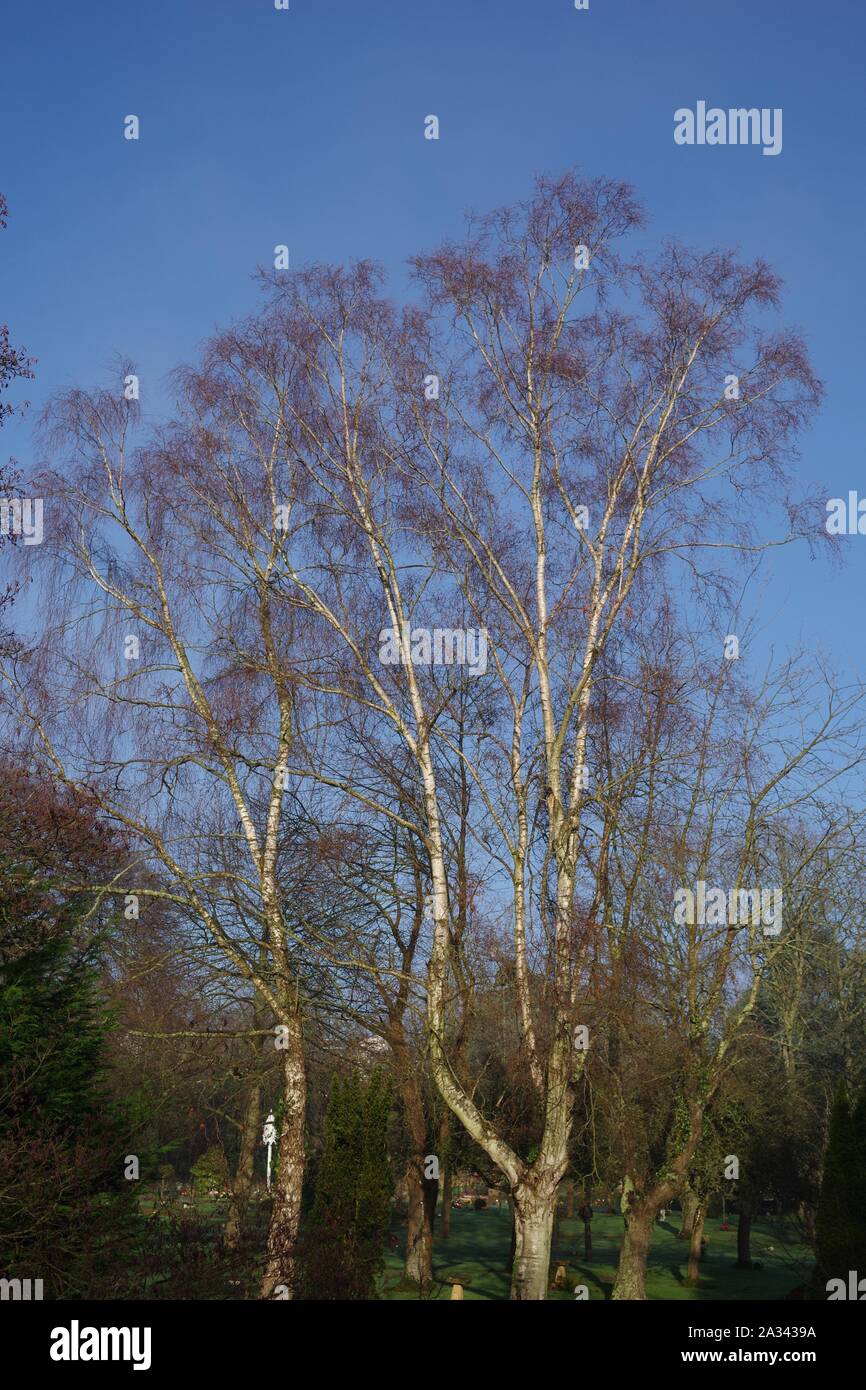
[381,1206,809,1302]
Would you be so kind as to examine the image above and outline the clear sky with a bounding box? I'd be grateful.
[2,0,865,684]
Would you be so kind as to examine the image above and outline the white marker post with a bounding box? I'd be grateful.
[262,1110,277,1191]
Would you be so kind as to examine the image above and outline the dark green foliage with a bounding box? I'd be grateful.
[1,930,114,1132]
[0,932,141,1296]
[301,1069,393,1299]
[136,1207,266,1299]
[190,1145,230,1196]
[0,770,141,1296]
[813,1081,866,1293]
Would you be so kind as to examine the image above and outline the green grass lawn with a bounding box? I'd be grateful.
[135,1188,809,1301]
[380,1207,810,1301]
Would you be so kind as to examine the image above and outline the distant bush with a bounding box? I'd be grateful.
[190,1146,230,1197]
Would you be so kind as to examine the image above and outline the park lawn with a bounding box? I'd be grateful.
[380,1207,810,1301]
[135,1187,809,1301]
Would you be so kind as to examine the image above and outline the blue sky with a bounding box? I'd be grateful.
[2,0,865,683]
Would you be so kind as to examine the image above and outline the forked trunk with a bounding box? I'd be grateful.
[612,1204,654,1300]
[511,1183,556,1300]
[260,1024,306,1299]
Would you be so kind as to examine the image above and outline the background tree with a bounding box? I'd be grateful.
[813,1081,866,1294]
[0,191,35,651]
[0,763,139,1297]
[301,1069,393,1299]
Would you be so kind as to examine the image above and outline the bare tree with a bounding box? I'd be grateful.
[233,172,817,1296]
[0,191,35,652]
[3,171,827,1300]
[1,381,321,1296]
[585,638,866,1297]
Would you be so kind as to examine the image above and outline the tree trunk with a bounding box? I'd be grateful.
[612,1202,654,1300]
[439,1112,451,1239]
[686,1202,705,1284]
[440,1165,452,1239]
[404,1156,437,1288]
[225,1076,261,1249]
[579,1180,593,1260]
[511,1182,557,1300]
[260,1022,306,1299]
[678,1186,700,1238]
[397,1057,436,1288]
[736,1202,753,1269]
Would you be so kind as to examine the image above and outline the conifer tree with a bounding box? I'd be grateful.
[302,1069,393,1299]
[0,767,138,1295]
[813,1080,866,1292]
